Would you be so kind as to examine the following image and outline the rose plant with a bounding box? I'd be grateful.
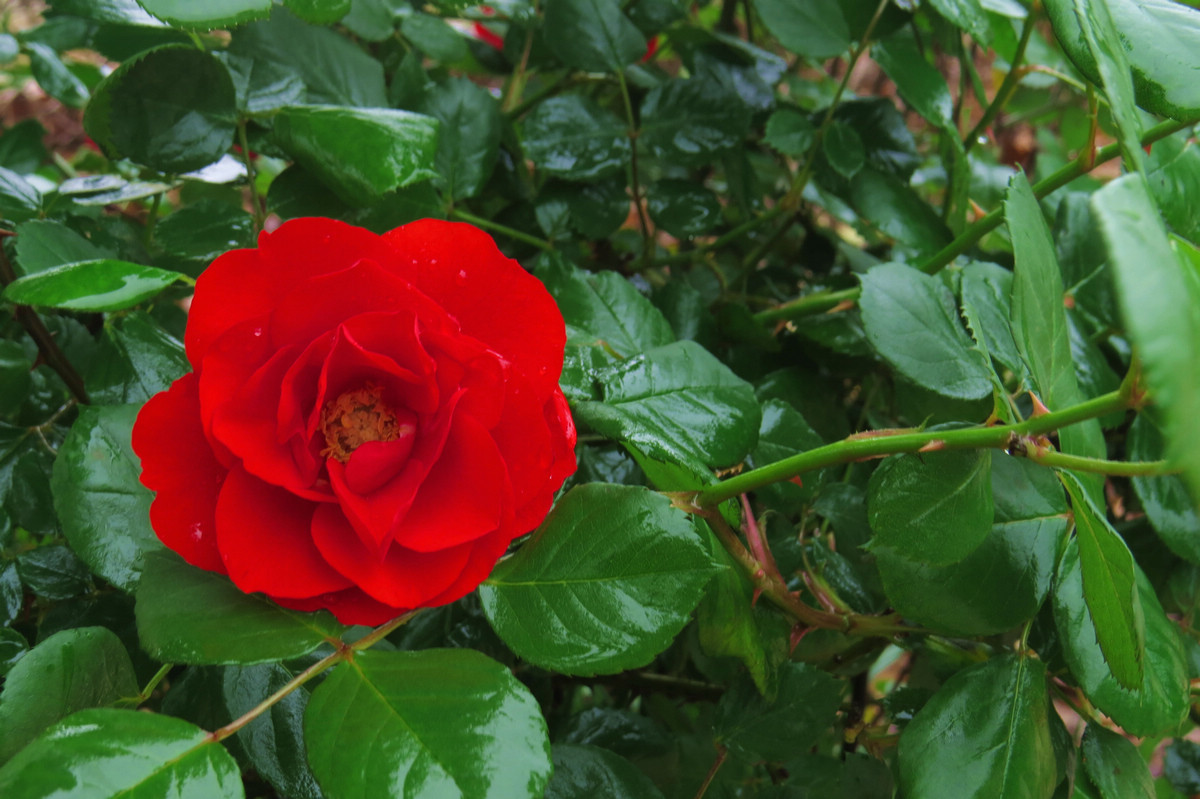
[0,0,1199,798]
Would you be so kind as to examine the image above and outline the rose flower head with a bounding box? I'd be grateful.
[132,218,577,625]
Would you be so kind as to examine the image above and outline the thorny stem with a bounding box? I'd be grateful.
[208,611,418,743]
[964,10,1036,153]
[754,114,1200,325]
[692,389,1135,507]
[448,209,554,252]
[1016,444,1176,476]
[0,231,91,404]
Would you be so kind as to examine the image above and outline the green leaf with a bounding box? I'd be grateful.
[640,78,752,167]
[222,664,323,799]
[135,551,345,665]
[53,0,169,26]
[0,628,137,764]
[417,78,501,201]
[929,0,991,43]
[849,169,953,255]
[1007,172,1107,499]
[572,340,761,469]
[25,43,88,108]
[757,0,850,59]
[154,200,256,268]
[400,13,467,62]
[84,45,237,173]
[0,708,243,798]
[284,0,351,24]
[85,313,189,405]
[305,649,551,799]
[16,545,91,599]
[1165,741,1200,795]
[272,104,439,206]
[0,629,26,678]
[51,405,162,592]
[543,0,646,73]
[13,219,108,274]
[1053,537,1189,737]
[2,259,184,312]
[522,96,630,181]
[1062,472,1145,690]
[537,256,674,356]
[1045,0,1200,119]
[480,483,718,675]
[823,120,865,179]
[1094,174,1200,507]
[745,399,828,513]
[859,262,993,399]
[867,450,994,565]
[871,31,954,130]
[136,0,270,27]
[899,655,1056,799]
[763,108,815,156]
[1079,724,1154,799]
[874,454,1066,636]
[0,166,42,222]
[1128,414,1200,563]
[545,745,665,799]
[229,6,386,107]
[959,260,1026,377]
[715,662,844,761]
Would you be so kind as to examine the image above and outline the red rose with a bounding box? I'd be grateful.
[132,218,577,625]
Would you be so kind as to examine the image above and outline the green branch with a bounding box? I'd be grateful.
[449,209,554,252]
[693,390,1133,507]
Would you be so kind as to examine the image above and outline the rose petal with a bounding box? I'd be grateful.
[391,412,509,553]
[383,219,566,393]
[311,505,473,607]
[327,391,462,552]
[344,437,416,495]
[274,587,407,626]
[423,530,512,607]
[196,317,276,467]
[421,325,505,429]
[132,373,226,573]
[215,466,353,599]
[187,218,397,367]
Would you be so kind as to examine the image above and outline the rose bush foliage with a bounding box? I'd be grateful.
[133,218,576,624]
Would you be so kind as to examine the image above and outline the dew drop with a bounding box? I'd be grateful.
[455,269,468,285]
[253,327,263,337]
[189,522,204,541]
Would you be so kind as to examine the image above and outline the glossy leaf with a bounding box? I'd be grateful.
[13,219,108,274]
[0,166,42,222]
[25,43,88,108]
[0,629,26,678]
[1128,414,1200,563]
[53,0,168,26]
[229,7,387,107]
[285,0,351,24]
[135,0,270,28]
[572,340,761,469]
[0,709,243,798]
[899,655,1056,799]
[849,170,953,254]
[522,95,629,181]
[545,745,665,799]
[537,257,675,356]
[1063,472,1145,689]
[930,0,990,42]
[543,0,646,73]
[1045,0,1200,118]
[223,664,323,799]
[823,120,865,179]
[645,180,723,238]
[1079,724,1154,799]
[135,551,345,665]
[715,662,844,761]
[2,259,184,312]
[1052,537,1190,736]
[15,545,91,599]
[874,454,1065,636]
[1007,173,1106,498]
[640,78,752,167]
[1072,0,1145,173]
[272,105,438,206]
[1094,174,1200,506]
[84,45,237,173]
[763,108,815,156]
[417,78,501,201]
[867,450,993,566]
[86,313,189,405]
[51,404,162,592]
[757,0,849,58]
[859,262,993,399]
[479,483,718,675]
[305,649,551,799]
[872,31,954,130]
[0,628,137,764]
[959,260,1026,376]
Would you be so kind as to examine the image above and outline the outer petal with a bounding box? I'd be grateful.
[132,373,226,573]
[383,219,567,393]
[215,466,353,599]
[274,587,407,627]
[186,218,399,367]
[423,529,513,608]
[311,505,473,607]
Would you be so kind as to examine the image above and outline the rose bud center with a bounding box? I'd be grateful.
[319,384,416,464]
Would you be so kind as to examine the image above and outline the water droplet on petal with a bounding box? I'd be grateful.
[253,328,263,337]
[455,269,468,285]
[189,522,204,541]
